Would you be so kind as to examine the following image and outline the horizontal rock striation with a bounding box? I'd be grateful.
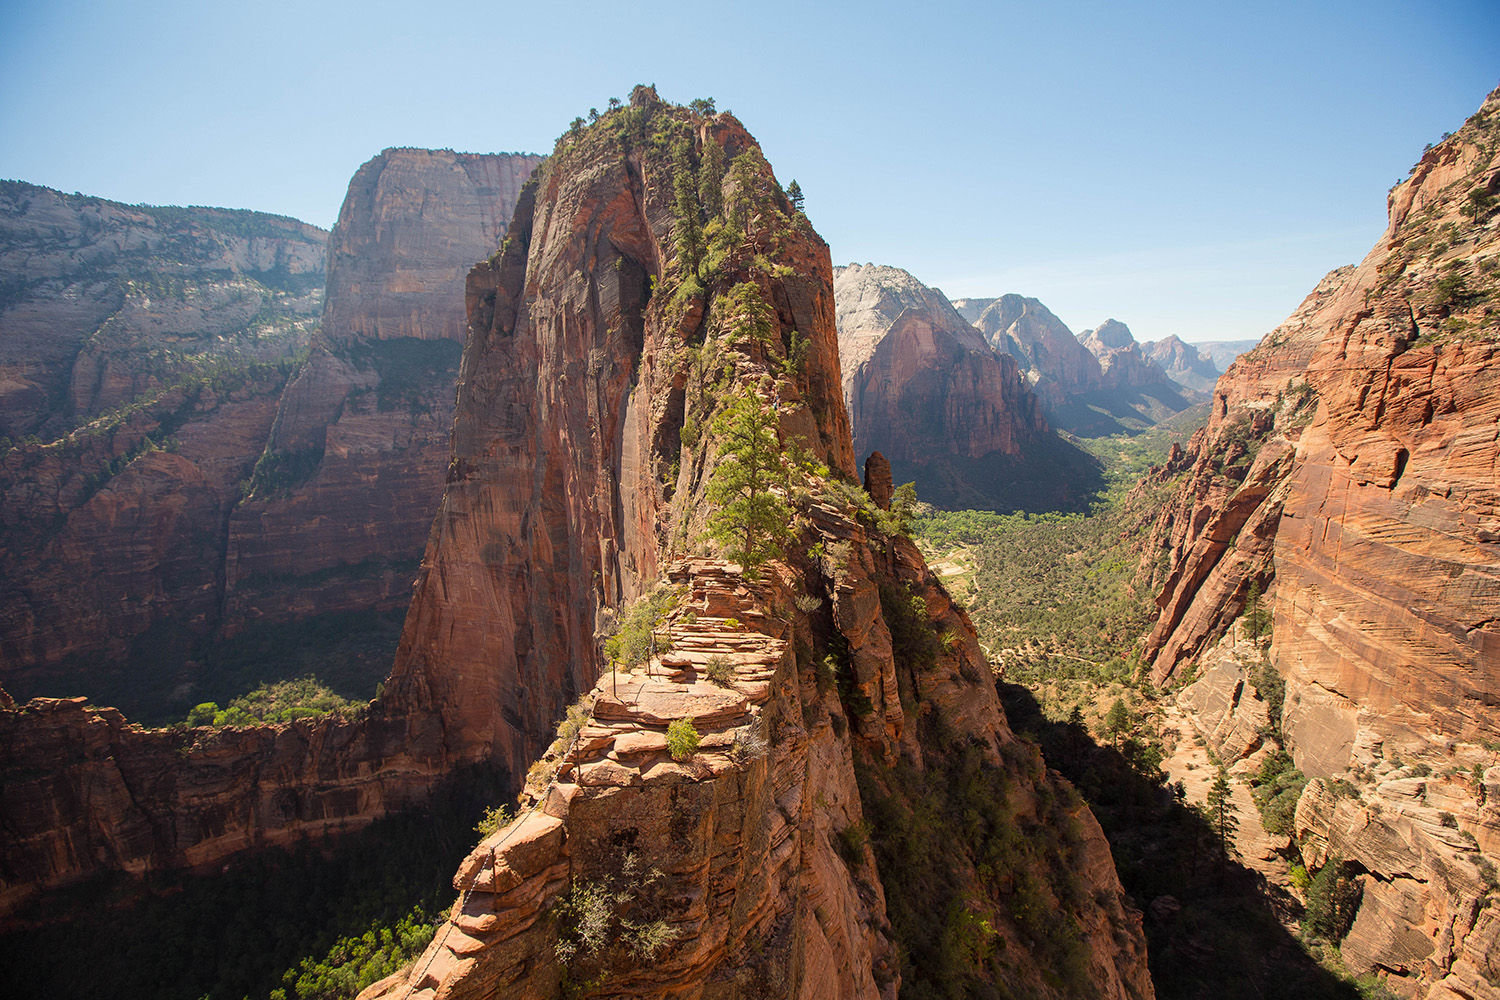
[0,181,326,442]
[368,91,1152,998]
[1142,86,1500,1000]
[0,149,544,904]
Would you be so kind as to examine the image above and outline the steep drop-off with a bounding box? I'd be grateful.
[224,148,543,632]
[0,150,542,712]
[1142,87,1500,999]
[368,91,1152,998]
[0,187,325,705]
[0,151,544,907]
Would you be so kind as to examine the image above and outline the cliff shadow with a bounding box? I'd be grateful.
[890,430,1107,514]
[998,681,1361,1000]
[0,763,511,1000]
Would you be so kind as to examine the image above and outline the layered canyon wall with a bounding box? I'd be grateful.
[0,187,326,706]
[0,150,543,909]
[0,150,541,712]
[368,91,1153,998]
[832,263,1050,509]
[1141,87,1500,999]
[223,148,544,631]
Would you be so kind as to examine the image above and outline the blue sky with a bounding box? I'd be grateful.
[2,0,1496,343]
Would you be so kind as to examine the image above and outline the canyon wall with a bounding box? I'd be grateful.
[0,187,325,707]
[832,263,1050,508]
[0,181,326,442]
[1142,86,1500,1000]
[0,150,542,712]
[0,150,544,907]
[223,148,544,632]
[368,91,1153,998]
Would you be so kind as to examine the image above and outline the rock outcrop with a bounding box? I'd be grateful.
[1141,86,1500,1000]
[974,294,1105,408]
[223,148,543,632]
[1079,318,1178,392]
[365,91,1152,998]
[1142,334,1220,393]
[832,263,1049,508]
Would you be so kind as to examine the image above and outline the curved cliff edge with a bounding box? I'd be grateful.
[1138,86,1500,998]
[363,89,1152,998]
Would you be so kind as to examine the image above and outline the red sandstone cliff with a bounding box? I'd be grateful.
[832,264,1048,506]
[224,148,544,632]
[1141,86,1500,999]
[0,151,542,904]
[366,90,1152,998]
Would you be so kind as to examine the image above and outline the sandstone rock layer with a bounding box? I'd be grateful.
[1141,86,1500,1000]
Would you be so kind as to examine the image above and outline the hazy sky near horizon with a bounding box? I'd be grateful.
[2,0,1497,343]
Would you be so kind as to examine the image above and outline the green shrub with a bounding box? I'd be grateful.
[474,805,513,838]
[667,719,700,761]
[703,655,735,686]
[1305,860,1360,942]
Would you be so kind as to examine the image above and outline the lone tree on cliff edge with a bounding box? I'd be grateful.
[706,385,790,574]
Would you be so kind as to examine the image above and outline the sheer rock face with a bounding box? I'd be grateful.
[0,693,449,917]
[321,148,544,347]
[974,293,1104,409]
[1142,86,1500,1000]
[382,103,854,783]
[0,150,544,904]
[369,99,1151,1000]
[833,263,1046,466]
[1142,334,1220,393]
[224,149,543,631]
[0,181,326,441]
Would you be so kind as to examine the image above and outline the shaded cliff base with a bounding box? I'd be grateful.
[5,605,406,725]
[0,764,508,1000]
[889,431,1105,513]
[1001,683,1362,1000]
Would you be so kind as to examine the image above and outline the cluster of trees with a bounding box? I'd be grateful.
[913,507,1153,682]
[184,676,362,728]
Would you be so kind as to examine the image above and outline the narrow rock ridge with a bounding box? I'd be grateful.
[1141,85,1500,1000]
[367,91,1152,998]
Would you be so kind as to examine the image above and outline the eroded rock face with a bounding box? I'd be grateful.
[1079,318,1176,391]
[224,149,543,632]
[1143,86,1500,1000]
[975,294,1104,410]
[832,264,1047,501]
[0,182,326,441]
[1142,334,1220,393]
[368,96,1151,999]
[322,148,544,347]
[0,149,544,901]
